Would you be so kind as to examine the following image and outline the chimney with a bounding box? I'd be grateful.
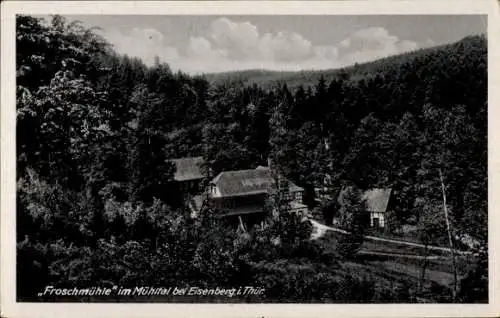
[267,156,273,170]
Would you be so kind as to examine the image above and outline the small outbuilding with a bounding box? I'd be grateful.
[337,187,393,228]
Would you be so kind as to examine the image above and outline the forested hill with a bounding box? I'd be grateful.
[204,35,486,90]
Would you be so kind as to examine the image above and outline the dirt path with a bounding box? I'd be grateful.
[308,219,472,255]
[357,250,442,260]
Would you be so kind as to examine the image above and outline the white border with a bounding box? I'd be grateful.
[2,1,499,318]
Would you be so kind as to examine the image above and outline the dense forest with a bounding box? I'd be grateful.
[205,38,483,90]
[16,15,487,303]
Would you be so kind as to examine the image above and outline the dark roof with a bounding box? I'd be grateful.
[338,187,392,213]
[170,157,204,181]
[211,168,303,197]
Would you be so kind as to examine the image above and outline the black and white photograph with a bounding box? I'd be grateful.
[1,0,499,317]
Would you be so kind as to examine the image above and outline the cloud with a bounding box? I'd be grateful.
[258,31,314,62]
[186,37,228,60]
[99,20,425,74]
[209,17,260,59]
[423,38,436,47]
[101,27,179,65]
[314,46,339,61]
[175,18,341,72]
[207,18,315,62]
[337,27,418,64]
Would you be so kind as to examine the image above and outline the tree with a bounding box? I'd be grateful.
[267,87,293,219]
[341,114,386,188]
[336,187,368,258]
[458,244,488,303]
[418,104,482,301]
[268,87,291,173]
[416,199,447,295]
[191,216,241,286]
[202,81,263,176]
[16,15,109,92]
[127,85,176,203]
[320,199,337,226]
[17,15,112,187]
[314,75,329,134]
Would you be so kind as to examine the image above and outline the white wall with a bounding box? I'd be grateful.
[370,212,385,228]
[210,185,222,198]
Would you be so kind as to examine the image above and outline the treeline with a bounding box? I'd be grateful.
[16,15,487,302]
[206,36,485,90]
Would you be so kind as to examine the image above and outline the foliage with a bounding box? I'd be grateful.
[336,187,368,258]
[458,244,488,303]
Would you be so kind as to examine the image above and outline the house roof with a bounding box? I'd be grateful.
[211,168,303,197]
[338,187,392,213]
[290,201,308,211]
[362,188,392,213]
[170,157,204,181]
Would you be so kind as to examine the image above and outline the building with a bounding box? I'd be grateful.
[170,156,205,193]
[190,166,307,225]
[337,187,393,228]
[314,173,335,203]
[362,188,393,228]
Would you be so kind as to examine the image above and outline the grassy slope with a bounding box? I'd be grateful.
[316,230,474,300]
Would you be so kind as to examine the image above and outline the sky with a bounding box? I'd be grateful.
[63,15,486,74]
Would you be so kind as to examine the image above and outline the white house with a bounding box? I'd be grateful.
[337,187,393,228]
[362,188,392,228]
[189,166,307,219]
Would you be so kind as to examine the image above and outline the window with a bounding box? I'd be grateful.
[373,217,380,228]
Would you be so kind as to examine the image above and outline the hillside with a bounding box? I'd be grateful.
[203,35,485,90]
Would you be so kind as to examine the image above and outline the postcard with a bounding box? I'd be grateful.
[1,1,499,317]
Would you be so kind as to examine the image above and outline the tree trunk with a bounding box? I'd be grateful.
[439,168,458,301]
